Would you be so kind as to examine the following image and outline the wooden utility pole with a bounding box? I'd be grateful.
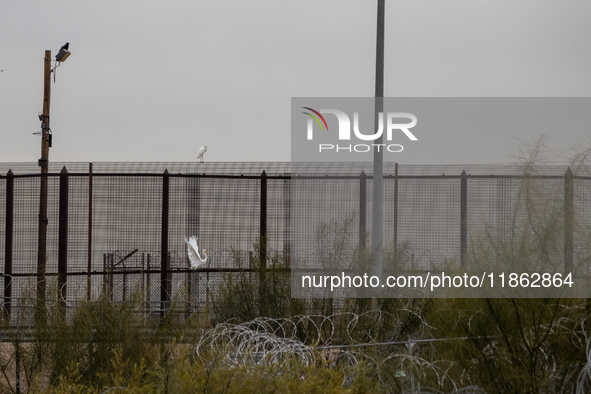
[37,50,51,315]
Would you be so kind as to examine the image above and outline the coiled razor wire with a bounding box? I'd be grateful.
[194,311,415,371]
[193,311,491,393]
[196,322,315,368]
[193,302,591,393]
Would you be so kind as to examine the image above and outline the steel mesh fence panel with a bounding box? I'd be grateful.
[1,162,591,311]
[91,175,163,301]
[46,175,60,279]
[291,176,364,276]
[382,176,397,261]
[396,176,461,270]
[574,176,591,277]
[187,175,260,307]
[190,176,260,265]
[465,176,516,267]
[67,175,89,275]
[7,175,59,301]
[267,177,292,259]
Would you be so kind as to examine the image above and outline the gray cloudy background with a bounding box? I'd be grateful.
[1,0,591,165]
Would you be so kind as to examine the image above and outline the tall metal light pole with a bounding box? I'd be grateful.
[37,44,70,315]
[372,0,385,279]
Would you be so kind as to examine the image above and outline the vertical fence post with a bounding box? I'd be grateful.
[161,170,170,314]
[102,254,106,296]
[359,171,367,249]
[87,163,92,300]
[564,167,574,273]
[248,251,254,284]
[58,167,69,310]
[141,253,145,308]
[4,170,14,319]
[259,171,267,282]
[37,168,48,318]
[394,162,399,249]
[186,267,191,318]
[109,255,114,302]
[146,254,151,311]
[460,170,468,267]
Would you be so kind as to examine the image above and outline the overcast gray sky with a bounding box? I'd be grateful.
[2,0,591,165]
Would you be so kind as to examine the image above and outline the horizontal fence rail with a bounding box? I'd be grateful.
[0,162,589,322]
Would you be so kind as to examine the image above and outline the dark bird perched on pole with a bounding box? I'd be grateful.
[56,43,71,63]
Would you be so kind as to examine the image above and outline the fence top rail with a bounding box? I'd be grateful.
[0,161,579,174]
[1,172,589,181]
[0,161,586,180]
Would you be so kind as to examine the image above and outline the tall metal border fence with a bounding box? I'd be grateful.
[0,162,589,321]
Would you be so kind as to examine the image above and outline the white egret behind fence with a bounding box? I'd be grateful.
[185,235,209,269]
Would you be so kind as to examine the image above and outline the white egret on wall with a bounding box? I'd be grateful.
[197,146,208,163]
